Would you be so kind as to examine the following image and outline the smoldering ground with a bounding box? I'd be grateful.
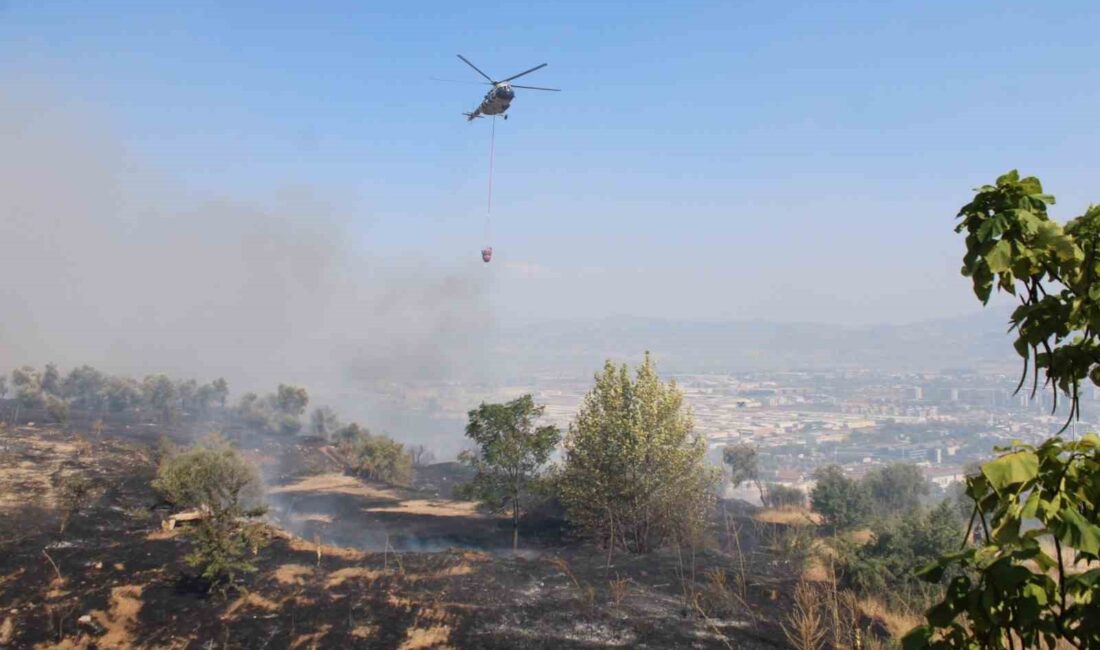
[0,84,496,451]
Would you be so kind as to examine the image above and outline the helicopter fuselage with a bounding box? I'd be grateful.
[467,83,514,120]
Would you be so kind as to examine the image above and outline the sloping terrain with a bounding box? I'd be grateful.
[0,424,788,649]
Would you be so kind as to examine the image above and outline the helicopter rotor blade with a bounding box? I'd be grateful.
[430,77,493,85]
[500,63,547,83]
[456,55,495,83]
[511,84,561,91]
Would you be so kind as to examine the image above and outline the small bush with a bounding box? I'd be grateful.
[338,430,413,486]
[763,483,805,509]
[55,473,96,534]
[152,435,266,593]
[44,395,70,424]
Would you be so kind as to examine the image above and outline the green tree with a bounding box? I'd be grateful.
[811,465,872,531]
[211,378,229,408]
[456,395,561,551]
[339,432,413,486]
[11,366,44,408]
[905,172,1100,649]
[274,384,308,416]
[309,406,342,439]
[104,376,141,413]
[764,483,806,509]
[152,435,266,593]
[864,463,930,517]
[62,365,106,410]
[41,363,62,397]
[142,374,179,422]
[839,500,962,608]
[559,353,716,553]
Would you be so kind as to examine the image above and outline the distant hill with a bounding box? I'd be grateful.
[494,308,1018,377]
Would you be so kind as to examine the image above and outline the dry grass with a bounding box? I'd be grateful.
[365,499,487,518]
[754,507,822,526]
[289,624,332,650]
[222,592,280,619]
[397,625,452,650]
[608,575,631,606]
[273,563,314,586]
[0,616,14,645]
[847,528,875,545]
[279,531,365,561]
[89,585,144,648]
[858,596,922,640]
[268,473,401,501]
[326,567,383,588]
[288,512,334,524]
[782,580,826,650]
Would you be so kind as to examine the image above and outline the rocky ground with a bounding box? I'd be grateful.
[0,421,795,649]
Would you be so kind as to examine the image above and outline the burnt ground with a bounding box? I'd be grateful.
[0,422,796,649]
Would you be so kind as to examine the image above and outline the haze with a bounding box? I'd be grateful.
[3,1,1100,390]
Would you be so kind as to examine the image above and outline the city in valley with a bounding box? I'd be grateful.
[370,367,1090,499]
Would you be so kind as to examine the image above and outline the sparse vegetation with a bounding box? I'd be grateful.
[55,473,96,534]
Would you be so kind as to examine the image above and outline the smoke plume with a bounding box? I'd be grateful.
[0,84,495,435]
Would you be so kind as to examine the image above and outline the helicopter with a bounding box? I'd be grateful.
[455,54,560,121]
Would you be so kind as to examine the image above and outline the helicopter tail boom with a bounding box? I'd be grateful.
[464,111,482,121]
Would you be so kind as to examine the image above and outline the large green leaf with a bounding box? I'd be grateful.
[1058,507,1100,556]
[981,451,1039,492]
[986,240,1013,273]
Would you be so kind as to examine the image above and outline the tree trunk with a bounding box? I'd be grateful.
[512,499,519,552]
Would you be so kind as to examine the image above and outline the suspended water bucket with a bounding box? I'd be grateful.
[481,247,493,263]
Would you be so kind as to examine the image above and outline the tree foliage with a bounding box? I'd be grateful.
[456,395,561,550]
[839,500,962,607]
[152,435,266,592]
[906,172,1100,649]
[336,427,413,487]
[12,366,44,407]
[811,465,872,531]
[864,462,930,517]
[559,353,716,553]
[764,483,806,509]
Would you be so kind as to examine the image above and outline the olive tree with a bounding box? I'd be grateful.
[811,465,872,531]
[559,353,716,553]
[905,172,1100,649]
[152,435,266,593]
[864,463,930,517]
[456,395,561,551]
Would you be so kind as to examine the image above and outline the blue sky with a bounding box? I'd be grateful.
[3,1,1099,326]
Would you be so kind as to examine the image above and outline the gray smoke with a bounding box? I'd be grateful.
[0,85,494,442]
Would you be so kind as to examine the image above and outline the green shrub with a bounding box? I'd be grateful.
[152,435,266,593]
[764,483,805,509]
[559,353,717,553]
[337,428,413,487]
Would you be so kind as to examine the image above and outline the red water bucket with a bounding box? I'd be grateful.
[481,247,493,263]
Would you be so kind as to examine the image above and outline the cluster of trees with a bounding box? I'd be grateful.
[458,353,716,554]
[233,384,309,436]
[2,363,229,423]
[810,462,930,531]
[335,423,414,487]
[721,442,807,508]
